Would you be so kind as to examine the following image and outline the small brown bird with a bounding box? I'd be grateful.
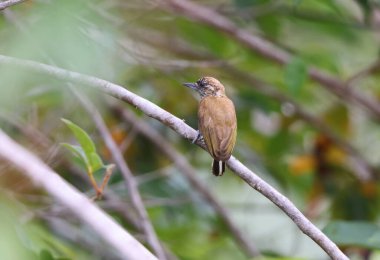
[183,77,237,176]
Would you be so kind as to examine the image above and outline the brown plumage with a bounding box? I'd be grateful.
[183,77,237,176]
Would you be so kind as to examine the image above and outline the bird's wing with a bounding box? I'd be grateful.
[198,97,237,161]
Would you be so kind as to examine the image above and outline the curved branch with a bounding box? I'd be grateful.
[159,0,380,120]
[0,55,348,260]
[0,129,157,260]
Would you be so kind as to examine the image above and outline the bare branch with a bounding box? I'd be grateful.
[0,129,157,260]
[112,105,261,257]
[0,0,28,10]
[0,55,348,260]
[71,89,167,260]
[159,0,380,120]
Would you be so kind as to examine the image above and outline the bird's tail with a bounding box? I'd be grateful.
[212,160,225,176]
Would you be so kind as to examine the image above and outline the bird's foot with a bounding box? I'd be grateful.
[192,130,204,144]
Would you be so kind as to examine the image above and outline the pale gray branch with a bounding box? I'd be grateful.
[0,129,157,260]
[0,0,27,10]
[0,54,348,260]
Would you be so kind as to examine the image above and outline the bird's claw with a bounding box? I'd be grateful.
[192,130,203,144]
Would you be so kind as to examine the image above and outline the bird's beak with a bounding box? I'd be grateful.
[182,82,198,90]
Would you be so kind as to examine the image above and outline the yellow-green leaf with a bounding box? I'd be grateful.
[61,118,105,173]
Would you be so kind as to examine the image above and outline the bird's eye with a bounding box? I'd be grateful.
[197,78,206,87]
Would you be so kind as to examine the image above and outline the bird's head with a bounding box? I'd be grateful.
[183,76,225,97]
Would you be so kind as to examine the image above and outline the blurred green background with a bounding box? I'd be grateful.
[2,0,380,259]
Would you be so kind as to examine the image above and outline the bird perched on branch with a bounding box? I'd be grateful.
[183,77,237,176]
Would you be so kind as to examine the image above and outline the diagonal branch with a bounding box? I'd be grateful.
[159,0,380,120]
[0,55,348,260]
[0,129,157,260]
[71,89,167,260]
[0,0,28,10]
[111,105,261,257]
[346,59,380,86]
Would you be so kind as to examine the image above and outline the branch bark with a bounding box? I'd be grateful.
[0,129,157,260]
[159,0,380,120]
[0,55,348,259]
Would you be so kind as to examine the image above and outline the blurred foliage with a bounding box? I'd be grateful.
[1,0,380,259]
[324,221,380,249]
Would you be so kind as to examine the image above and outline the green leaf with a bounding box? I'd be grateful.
[61,118,105,172]
[61,119,96,154]
[284,57,308,95]
[61,143,89,166]
[39,249,54,260]
[88,152,104,172]
[323,221,380,249]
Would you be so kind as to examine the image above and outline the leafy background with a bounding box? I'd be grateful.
[1,0,380,259]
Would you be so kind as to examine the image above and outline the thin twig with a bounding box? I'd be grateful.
[72,89,167,260]
[0,0,27,10]
[0,55,348,259]
[0,129,157,260]
[346,59,380,86]
[112,105,261,257]
[159,0,380,120]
